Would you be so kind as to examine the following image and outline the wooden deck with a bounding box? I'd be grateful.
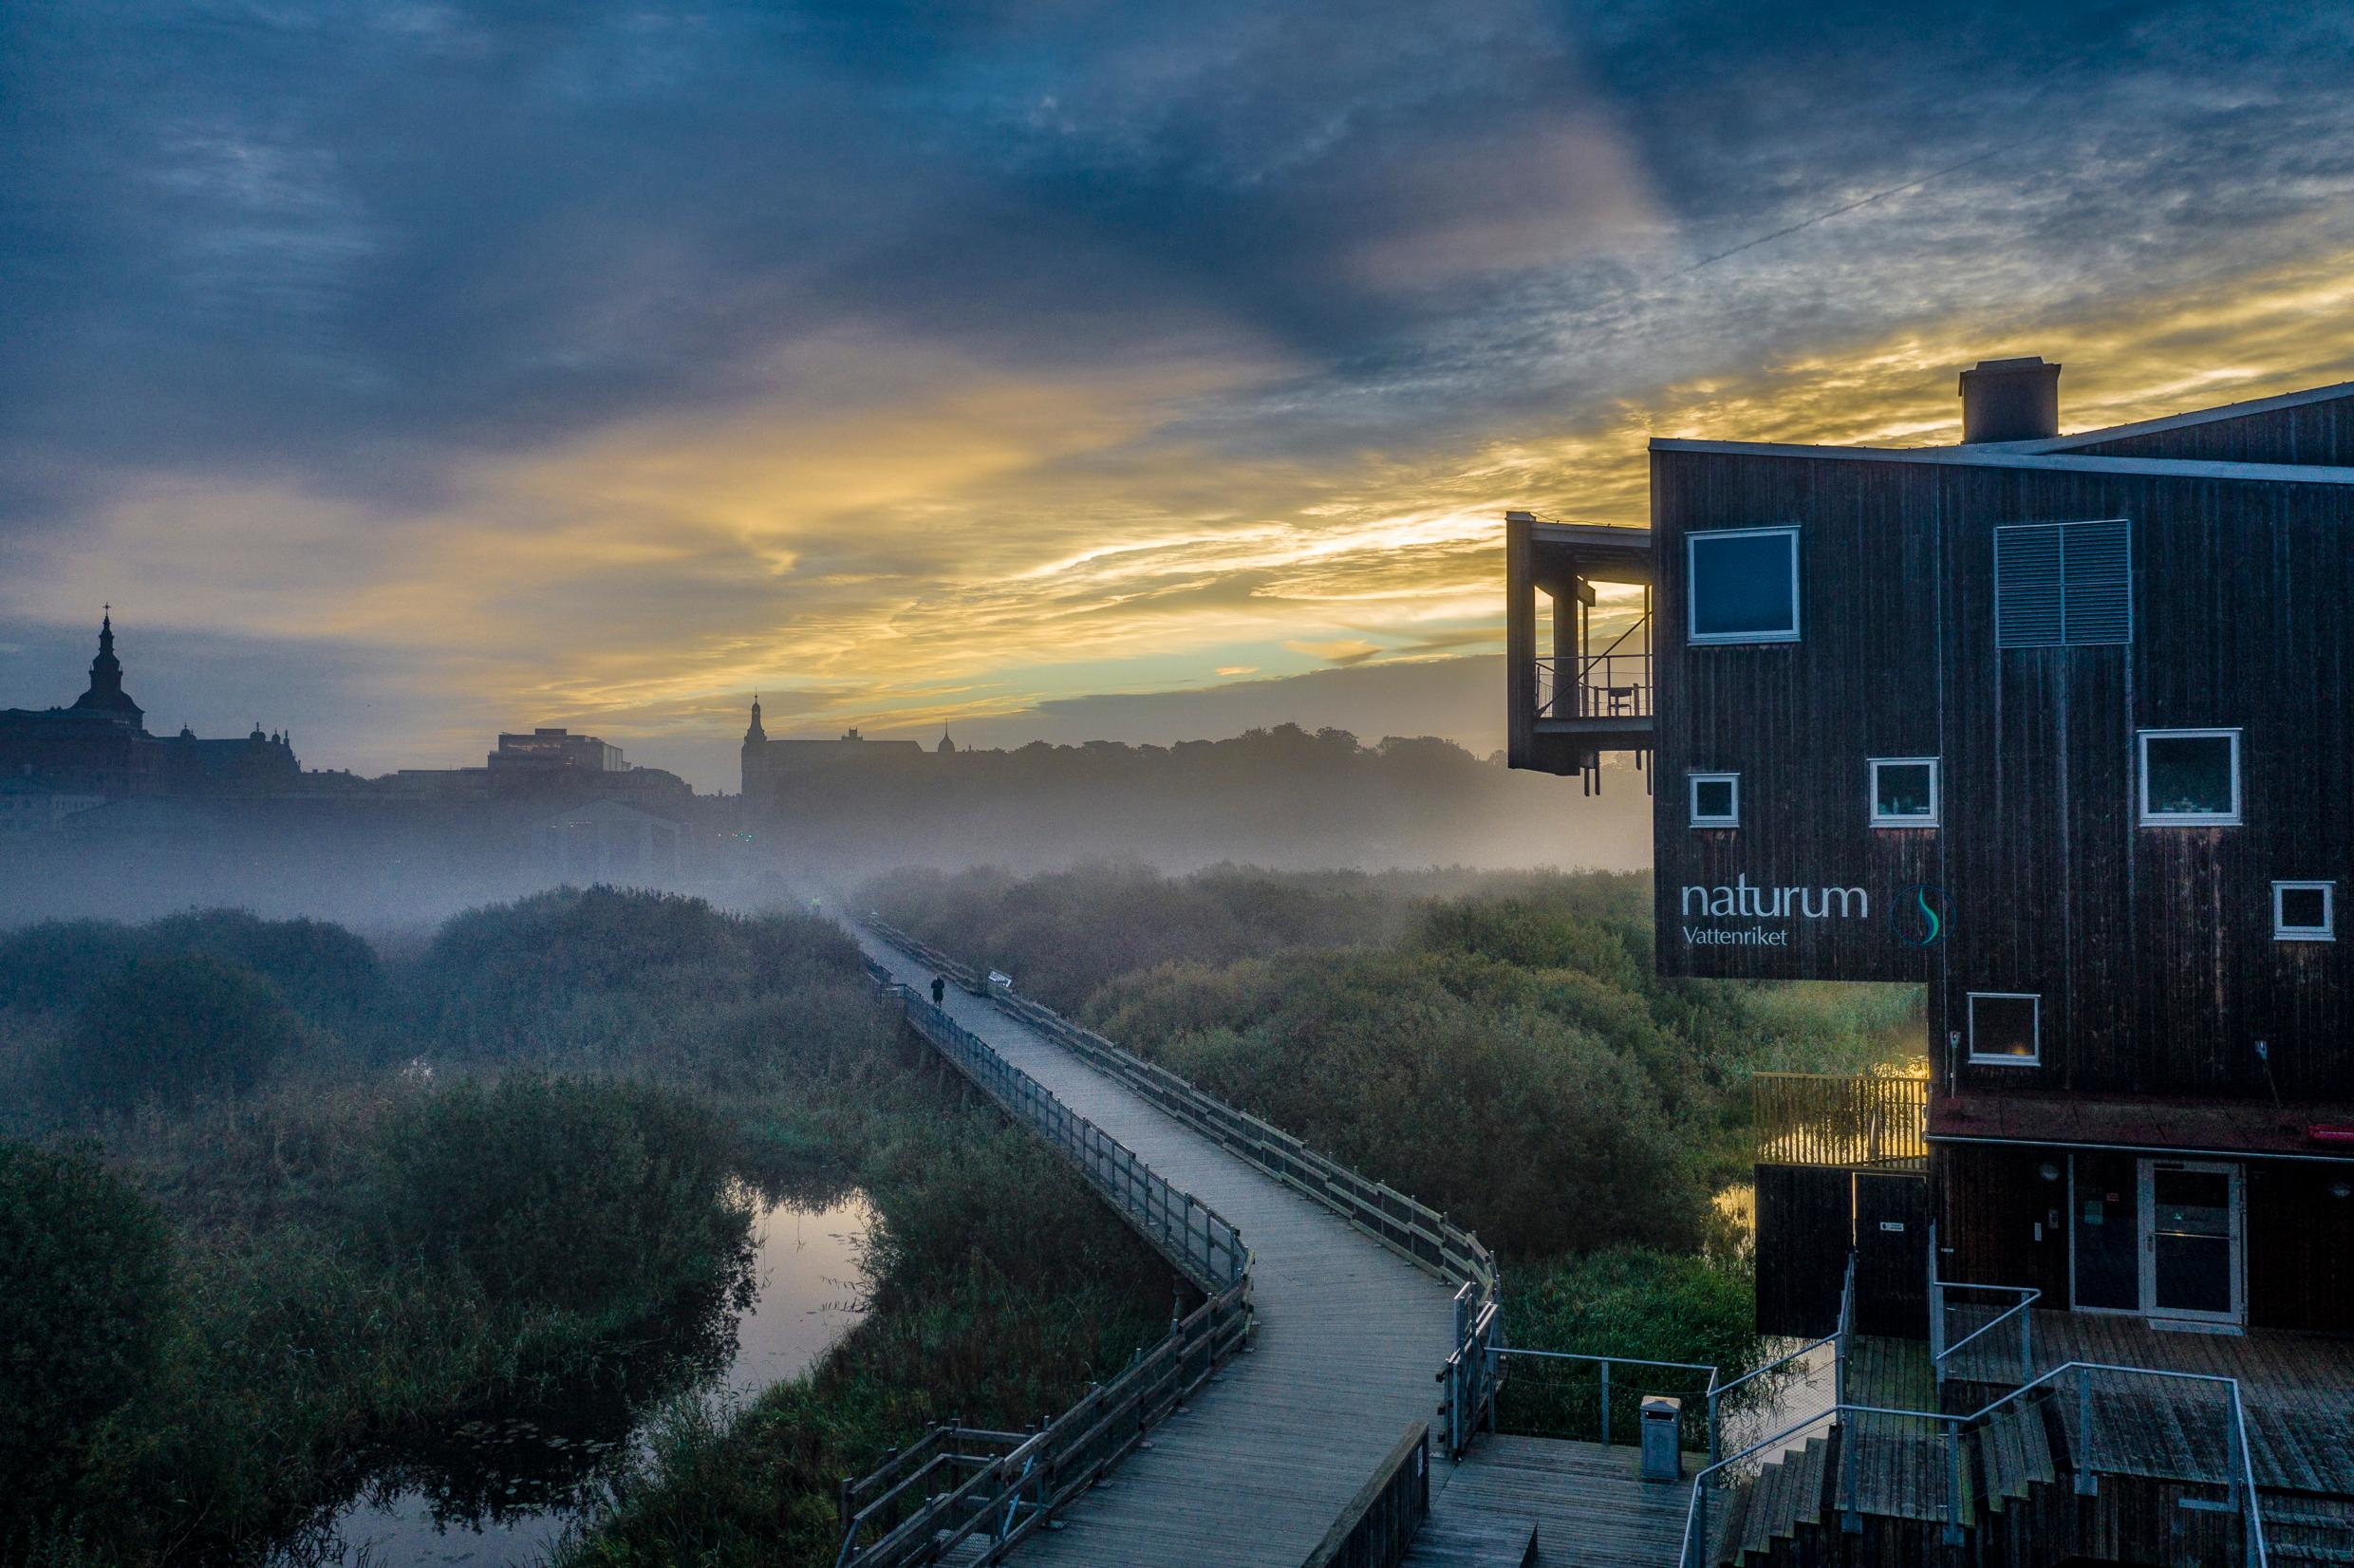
[1855,1310,2354,1536]
[2025,1310,2354,1496]
[1410,1437,1692,1567]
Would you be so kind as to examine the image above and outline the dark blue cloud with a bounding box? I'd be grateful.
[2,0,2349,523]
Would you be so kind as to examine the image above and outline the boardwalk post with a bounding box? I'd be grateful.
[1599,1360,1611,1445]
[1942,1415,1963,1544]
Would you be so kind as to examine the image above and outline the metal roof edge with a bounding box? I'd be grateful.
[1647,438,2354,486]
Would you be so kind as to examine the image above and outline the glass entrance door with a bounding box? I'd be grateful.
[2138,1160,2243,1324]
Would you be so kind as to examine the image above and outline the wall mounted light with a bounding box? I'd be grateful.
[2331,1180,2353,1201]
[2038,1162,2062,1183]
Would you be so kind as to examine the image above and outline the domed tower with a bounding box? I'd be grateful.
[69,607,144,729]
[937,729,957,755]
[740,695,768,799]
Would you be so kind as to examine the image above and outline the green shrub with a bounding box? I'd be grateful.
[143,909,382,1019]
[0,911,381,1024]
[368,1074,752,1316]
[414,887,865,1063]
[54,954,305,1112]
[0,1140,175,1532]
[1494,1246,1764,1443]
[0,921,144,1015]
[1092,950,1711,1258]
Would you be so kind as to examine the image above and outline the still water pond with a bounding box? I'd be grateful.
[312,1188,871,1567]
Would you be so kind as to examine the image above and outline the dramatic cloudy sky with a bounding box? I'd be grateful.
[5,2,2352,789]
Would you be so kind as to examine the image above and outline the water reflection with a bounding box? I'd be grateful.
[306,1188,871,1568]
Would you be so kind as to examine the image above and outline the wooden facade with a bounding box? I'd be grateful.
[1512,367,2354,1341]
[1646,445,2354,1103]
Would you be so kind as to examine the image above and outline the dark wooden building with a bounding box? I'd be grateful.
[1508,361,2354,1335]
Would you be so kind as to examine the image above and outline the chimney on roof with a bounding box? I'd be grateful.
[1958,356,2062,443]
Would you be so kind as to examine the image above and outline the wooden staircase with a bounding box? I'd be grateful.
[1706,1435,1833,1566]
[1971,1397,2058,1515]
[1704,1396,2071,1567]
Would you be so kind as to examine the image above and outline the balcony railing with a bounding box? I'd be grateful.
[1754,1072,1928,1167]
[1533,652,1653,719]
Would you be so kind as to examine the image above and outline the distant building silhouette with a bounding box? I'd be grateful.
[388,725,689,804]
[0,611,298,802]
[738,696,922,798]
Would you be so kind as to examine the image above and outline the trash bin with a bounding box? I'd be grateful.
[1639,1395,1682,1483]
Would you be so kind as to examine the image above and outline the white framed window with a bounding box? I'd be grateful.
[1689,772,1739,828]
[2139,729,2241,826]
[2274,881,2336,943]
[1688,527,1800,645]
[1869,757,1940,828]
[1994,519,2133,647]
[1968,993,2040,1065]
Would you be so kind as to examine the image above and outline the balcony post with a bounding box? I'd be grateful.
[1505,512,1538,766]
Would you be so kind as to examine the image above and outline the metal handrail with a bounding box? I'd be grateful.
[1933,1280,2039,1388]
[1533,653,1653,720]
[1483,1345,1719,1455]
[1674,1359,2270,1568]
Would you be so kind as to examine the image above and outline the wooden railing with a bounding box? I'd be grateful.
[831,974,1253,1568]
[980,974,1497,1299]
[1753,1071,1927,1167]
[1300,1424,1431,1568]
[832,1285,1250,1568]
[973,953,1507,1457]
[901,991,1247,1292]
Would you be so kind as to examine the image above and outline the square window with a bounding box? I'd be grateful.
[1688,528,1800,644]
[2139,729,2241,825]
[2274,881,2335,942]
[1690,772,1739,828]
[1870,757,1939,828]
[1968,993,2040,1065]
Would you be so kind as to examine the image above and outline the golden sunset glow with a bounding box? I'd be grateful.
[6,4,2352,788]
[22,247,2354,780]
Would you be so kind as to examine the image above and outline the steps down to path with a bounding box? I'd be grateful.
[1399,1512,1538,1567]
[1974,1399,2057,1514]
[1708,1435,1831,1566]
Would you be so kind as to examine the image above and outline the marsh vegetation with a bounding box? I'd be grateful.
[0,892,1169,1568]
[2,866,1919,1566]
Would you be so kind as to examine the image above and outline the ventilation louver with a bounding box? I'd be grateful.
[1995,519,2132,647]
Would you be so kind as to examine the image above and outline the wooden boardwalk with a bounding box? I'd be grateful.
[862,930,1466,1567]
[861,930,1691,1567]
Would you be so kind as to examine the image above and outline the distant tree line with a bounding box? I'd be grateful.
[759,723,1652,874]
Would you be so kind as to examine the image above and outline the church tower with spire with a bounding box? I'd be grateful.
[69,607,143,727]
[740,694,768,798]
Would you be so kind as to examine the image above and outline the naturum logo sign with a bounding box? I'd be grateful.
[1677,876,1951,949]
[1680,874,1868,947]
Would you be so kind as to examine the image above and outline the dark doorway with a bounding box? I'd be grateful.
[1853,1170,1931,1336]
[2071,1150,2137,1311]
[1755,1164,1853,1337]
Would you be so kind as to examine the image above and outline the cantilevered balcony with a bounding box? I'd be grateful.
[1504,512,1653,784]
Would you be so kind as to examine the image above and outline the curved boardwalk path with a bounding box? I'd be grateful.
[860,928,1464,1567]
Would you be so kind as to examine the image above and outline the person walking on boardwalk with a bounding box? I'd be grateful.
[930,974,945,1008]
